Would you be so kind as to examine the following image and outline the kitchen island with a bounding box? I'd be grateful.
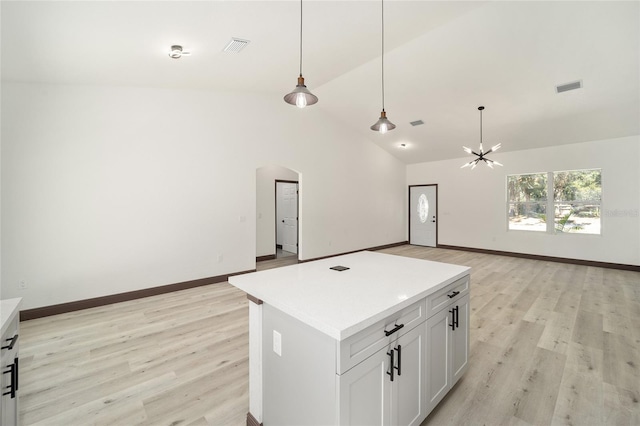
[229,251,470,426]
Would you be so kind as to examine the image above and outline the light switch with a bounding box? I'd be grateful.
[273,330,282,356]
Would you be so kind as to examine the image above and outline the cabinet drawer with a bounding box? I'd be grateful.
[426,275,469,318]
[337,299,426,375]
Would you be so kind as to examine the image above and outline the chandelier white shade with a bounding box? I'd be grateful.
[461,106,503,169]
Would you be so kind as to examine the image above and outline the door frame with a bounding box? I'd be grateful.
[275,179,299,257]
[408,184,438,247]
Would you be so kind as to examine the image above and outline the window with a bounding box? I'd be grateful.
[507,173,547,232]
[553,169,601,234]
[508,169,601,234]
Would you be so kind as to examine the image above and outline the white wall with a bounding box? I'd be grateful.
[256,165,298,258]
[407,135,640,266]
[1,82,407,309]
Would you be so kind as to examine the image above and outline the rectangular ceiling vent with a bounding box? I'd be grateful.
[410,120,424,126]
[556,80,582,93]
[223,38,250,53]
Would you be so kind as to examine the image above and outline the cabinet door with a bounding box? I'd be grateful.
[339,347,391,426]
[451,294,470,384]
[1,329,18,426]
[425,307,451,414]
[392,324,426,426]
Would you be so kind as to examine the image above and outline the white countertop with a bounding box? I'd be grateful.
[230,251,470,340]
[1,298,22,337]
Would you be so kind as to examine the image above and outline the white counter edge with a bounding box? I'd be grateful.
[1,298,23,336]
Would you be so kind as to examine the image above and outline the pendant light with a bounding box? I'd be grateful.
[461,106,503,169]
[284,0,318,108]
[370,0,395,133]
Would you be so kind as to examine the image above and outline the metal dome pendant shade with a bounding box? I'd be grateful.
[461,106,503,169]
[370,110,396,134]
[284,0,318,108]
[284,76,317,108]
[371,0,395,133]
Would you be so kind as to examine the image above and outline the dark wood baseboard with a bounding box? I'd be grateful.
[437,244,640,272]
[21,241,409,322]
[256,254,277,262]
[299,241,408,263]
[20,269,256,321]
[247,412,262,426]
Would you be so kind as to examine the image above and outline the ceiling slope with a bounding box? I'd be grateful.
[1,1,638,163]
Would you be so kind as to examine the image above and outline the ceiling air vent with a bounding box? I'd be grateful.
[410,120,424,126]
[223,38,250,53]
[556,80,582,93]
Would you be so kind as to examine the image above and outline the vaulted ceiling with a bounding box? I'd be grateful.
[2,1,638,164]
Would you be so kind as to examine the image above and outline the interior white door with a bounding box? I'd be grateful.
[409,185,437,247]
[277,182,298,254]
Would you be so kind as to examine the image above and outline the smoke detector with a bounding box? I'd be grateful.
[168,45,191,59]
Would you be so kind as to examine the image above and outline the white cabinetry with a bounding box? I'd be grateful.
[339,324,425,426]
[1,299,21,426]
[259,276,469,425]
[338,337,390,425]
[425,288,469,414]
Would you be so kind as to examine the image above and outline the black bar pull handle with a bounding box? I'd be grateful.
[449,309,455,330]
[455,306,459,329]
[395,345,402,376]
[385,323,404,337]
[3,363,16,399]
[1,334,18,351]
[447,291,460,299]
[386,350,395,382]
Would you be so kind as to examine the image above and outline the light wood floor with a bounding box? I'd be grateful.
[18,246,640,425]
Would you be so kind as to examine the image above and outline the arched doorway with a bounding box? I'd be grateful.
[256,165,300,261]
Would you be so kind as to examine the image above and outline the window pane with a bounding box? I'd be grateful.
[508,173,547,203]
[508,202,547,231]
[553,169,601,234]
[554,203,601,234]
[553,169,601,202]
[507,173,547,232]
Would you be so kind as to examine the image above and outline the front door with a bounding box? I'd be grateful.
[409,185,437,247]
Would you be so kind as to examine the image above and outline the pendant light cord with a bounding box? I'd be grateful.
[381,0,385,111]
[299,0,303,77]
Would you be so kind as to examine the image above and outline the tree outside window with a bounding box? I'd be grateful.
[553,170,601,234]
[507,173,547,232]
